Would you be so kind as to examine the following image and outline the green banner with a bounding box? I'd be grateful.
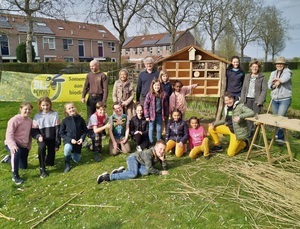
[0,71,86,102]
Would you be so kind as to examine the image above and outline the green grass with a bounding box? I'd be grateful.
[0,75,300,228]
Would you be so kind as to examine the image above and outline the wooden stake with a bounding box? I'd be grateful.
[68,204,121,208]
[0,212,15,221]
[30,190,84,229]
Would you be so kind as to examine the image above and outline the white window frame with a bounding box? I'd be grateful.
[108,42,116,52]
[43,36,56,49]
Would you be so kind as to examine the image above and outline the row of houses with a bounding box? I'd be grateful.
[0,13,199,68]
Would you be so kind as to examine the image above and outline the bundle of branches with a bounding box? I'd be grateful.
[219,159,300,228]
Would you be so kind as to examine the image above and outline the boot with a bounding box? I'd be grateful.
[12,171,24,185]
[64,156,72,173]
[40,168,48,179]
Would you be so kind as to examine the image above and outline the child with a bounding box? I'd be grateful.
[169,80,197,120]
[32,96,61,178]
[60,102,87,173]
[109,102,131,156]
[129,104,149,151]
[112,68,136,120]
[159,69,172,135]
[165,109,189,157]
[96,140,168,184]
[4,102,33,185]
[87,102,110,161]
[188,116,211,160]
[144,79,169,146]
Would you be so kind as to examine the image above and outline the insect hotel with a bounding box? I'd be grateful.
[156,45,230,120]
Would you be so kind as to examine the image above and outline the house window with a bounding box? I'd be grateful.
[63,39,73,50]
[43,37,56,49]
[133,48,137,55]
[108,42,116,52]
[139,47,143,55]
[0,35,9,56]
[147,47,153,54]
[157,46,161,55]
[125,48,130,55]
[98,42,103,57]
[111,58,116,62]
[64,57,74,62]
[166,45,171,53]
[78,40,84,57]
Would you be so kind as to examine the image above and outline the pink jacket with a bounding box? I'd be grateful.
[5,114,32,150]
[169,84,197,114]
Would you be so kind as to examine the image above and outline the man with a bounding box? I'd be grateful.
[136,57,159,106]
[96,139,168,184]
[82,60,108,119]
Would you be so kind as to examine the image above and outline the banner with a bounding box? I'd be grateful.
[0,71,86,102]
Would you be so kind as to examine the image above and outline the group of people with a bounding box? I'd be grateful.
[3,56,292,185]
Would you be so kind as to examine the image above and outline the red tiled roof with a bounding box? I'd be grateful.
[1,13,118,41]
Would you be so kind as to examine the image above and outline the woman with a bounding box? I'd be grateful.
[267,56,292,144]
[225,56,245,97]
[112,68,135,120]
[241,59,267,137]
[208,92,255,157]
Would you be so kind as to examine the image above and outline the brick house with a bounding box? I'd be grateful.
[122,31,199,69]
[0,14,119,63]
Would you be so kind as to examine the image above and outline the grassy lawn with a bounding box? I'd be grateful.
[0,71,300,228]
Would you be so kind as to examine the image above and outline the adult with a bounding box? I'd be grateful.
[112,68,136,120]
[225,56,245,97]
[267,56,292,144]
[136,57,159,106]
[208,92,255,157]
[96,140,168,184]
[81,59,108,120]
[241,59,267,137]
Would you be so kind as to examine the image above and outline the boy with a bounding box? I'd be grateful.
[97,139,169,184]
[87,102,110,161]
[109,102,131,155]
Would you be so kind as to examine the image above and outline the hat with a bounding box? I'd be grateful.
[275,57,287,65]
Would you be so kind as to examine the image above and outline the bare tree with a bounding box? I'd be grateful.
[258,6,289,62]
[140,0,207,54]
[1,0,74,62]
[216,25,238,60]
[201,0,233,54]
[192,27,206,49]
[84,0,147,68]
[230,0,264,61]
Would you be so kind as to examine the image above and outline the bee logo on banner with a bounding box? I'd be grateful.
[31,74,65,100]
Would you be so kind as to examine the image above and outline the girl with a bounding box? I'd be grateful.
[165,109,188,157]
[225,56,245,97]
[60,102,87,173]
[112,68,136,120]
[32,96,61,178]
[159,69,172,135]
[169,80,197,120]
[188,116,211,159]
[241,59,267,137]
[144,79,169,146]
[87,101,110,161]
[129,104,149,151]
[4,102,33,185]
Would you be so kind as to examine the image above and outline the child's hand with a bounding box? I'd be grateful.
[71,139,77,144]
[160,170,169,175]
[113,141,118,150]
[146,118,150,122]
[121,137,127,144]
[178,142,183,148]
[105,123,111,129]
[77,139,83,145]
[209,123,215,129]
[233,116,240,123]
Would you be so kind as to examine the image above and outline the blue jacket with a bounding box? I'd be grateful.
[161,81,173,98]
[60,115,87,144]
[166,119,189,144]
[226,68,245,95]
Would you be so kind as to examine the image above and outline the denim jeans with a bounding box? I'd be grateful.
[64,143,81,163]
[148,113,163,144]
[110,153,147,180]
[272,98,291,140]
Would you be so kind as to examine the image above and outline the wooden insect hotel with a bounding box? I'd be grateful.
[156,45,230,120]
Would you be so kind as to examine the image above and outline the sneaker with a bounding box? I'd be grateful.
[97,172,110,184]
[1,155,11,163]
[111,166,125,174]
[211,145,223,152]
[136,145,142,152]
[40,170,49,179]
[94,153,101,162]
[64,165,72,173]
[275,138,285,146]
[204,155,212,160]
[12,176,24,185]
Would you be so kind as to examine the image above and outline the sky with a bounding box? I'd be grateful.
[72,0,300,60]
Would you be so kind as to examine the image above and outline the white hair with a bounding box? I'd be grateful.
[143,57,154,65]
